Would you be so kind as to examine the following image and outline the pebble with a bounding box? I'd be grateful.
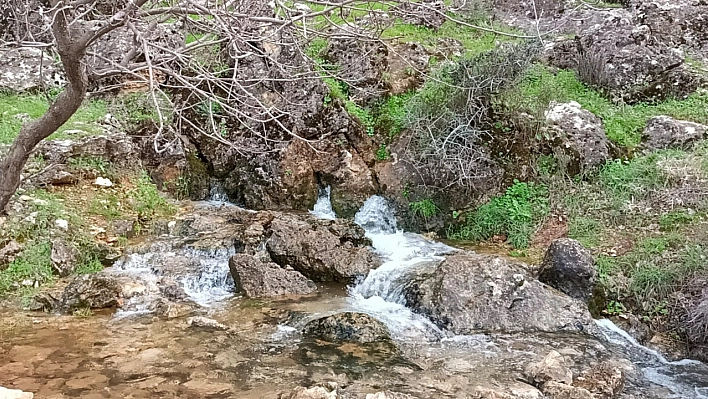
[94,177,113,187]
[55,219,69,230]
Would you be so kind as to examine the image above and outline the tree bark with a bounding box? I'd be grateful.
[0,3,87,213]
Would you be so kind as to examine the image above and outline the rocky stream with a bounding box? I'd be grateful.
[1,191,707,399]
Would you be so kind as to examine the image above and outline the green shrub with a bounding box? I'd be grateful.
[410,199,439,219]
[452,180,549,248]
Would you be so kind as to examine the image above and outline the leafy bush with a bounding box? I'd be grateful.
[452,180,549,248]
[410,199,439,219]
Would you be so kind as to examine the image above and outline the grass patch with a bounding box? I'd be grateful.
[410,198,439,219]
[517,67,708,148]
[0,241,54,297]
[130,171,176,221]
[451,180,549,248]
[0,94,106,145]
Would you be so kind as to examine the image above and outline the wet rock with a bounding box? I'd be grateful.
[266,214,380,282]
[544,102,611,175]
[401,253,598,335]
[59,274,123,311]
[0,47,62,93]
[0,240,22,272]
[538,239,596,304]
[302,312,392,344]
[0,386,34,399]
[50,239,79,277]
[541,381,594,399]
[525,351,574,386]
[229,254,317,298]
[611,314,651,344]
[639,116,708,152]
[574,361,626,399]
[472,384,543,399]
[287,386,338,399]
[150,298,194,319]
[187,316,229,332]
[365,392,417,399]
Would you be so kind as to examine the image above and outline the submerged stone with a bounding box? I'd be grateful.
[302,312,392,344]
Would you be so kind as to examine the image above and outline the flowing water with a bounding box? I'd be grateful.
[2,192,708,398]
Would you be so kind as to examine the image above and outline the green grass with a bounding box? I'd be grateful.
[130,171,176,221]
[451,180,549,248]
[374,93,412,138]
[0,241,54,297]
[382,19,521,58]
[410,198,439,219]
[517,67,708,148]
[0,94,106,145]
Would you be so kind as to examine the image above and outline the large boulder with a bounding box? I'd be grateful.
[59,274,123,311]
[228,254,317,298]
[401,253,598,335]
[302,312,392,344]
[546,10,703,104]
[538,239,596,304]
[266,214,381,282]
[639,116,708,152]
[634,0,708,56]
[0,47,63,93]
[37,132,137,168]
[544,102,612,175]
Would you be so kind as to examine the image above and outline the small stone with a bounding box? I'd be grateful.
[32,199,48,206]
[94,177,113,187]
[19,195,32,202]
[55,219,69,230]
[187,316,230,332]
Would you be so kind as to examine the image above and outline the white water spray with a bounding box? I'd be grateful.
[310,186,337,220]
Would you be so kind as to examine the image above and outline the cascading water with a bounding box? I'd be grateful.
[110,240,235,315]
[309,186,337,220]
[597,319,708,398]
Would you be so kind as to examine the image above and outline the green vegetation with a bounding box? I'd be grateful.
[410,198,439,219]
[107,92,169,131]
[375,144,390,161]
[0,241,54,298]
[0,94,106,144]
[130,171,177,221]
[517,67,708,147]
[452,181,549,249]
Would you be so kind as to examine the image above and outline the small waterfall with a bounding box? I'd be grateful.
[346,195,455,340]
[208,180,230,203]
[597,319,708,398]
[309,186,337,220]
[111,243,235,314]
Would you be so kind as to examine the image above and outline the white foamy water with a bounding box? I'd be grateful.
[111,244,235,315]
[597,318,708,398]
[309,186,337,220]
[348,196,455,340]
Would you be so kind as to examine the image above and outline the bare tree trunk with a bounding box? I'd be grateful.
[0,3,87,213]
